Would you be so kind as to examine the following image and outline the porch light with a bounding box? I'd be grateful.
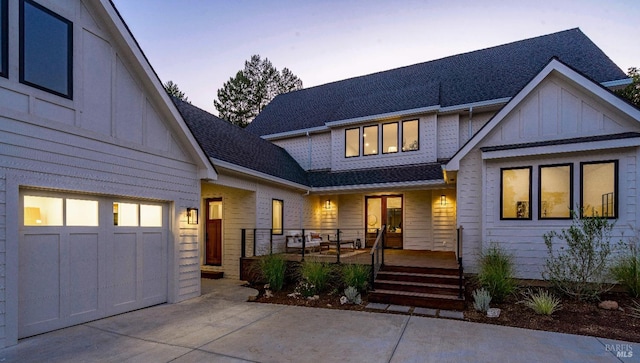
[325,199,331,210]
[187,208,199,225]
[440,195,446,206]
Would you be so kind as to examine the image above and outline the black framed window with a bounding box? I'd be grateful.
[272,199,283,235]
[539,164,573,219]
[20,0,73,98]
[581,160,617,218]
[501,166,532,220]
[382,122,398,154]
[363,125,378,156]
[345,127,360,158]
[0,0,7,78]
[402,120,419,151]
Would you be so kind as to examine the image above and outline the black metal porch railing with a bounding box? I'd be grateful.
[456,225,464,299]
[240,227,371,261]
[369,225,386,290]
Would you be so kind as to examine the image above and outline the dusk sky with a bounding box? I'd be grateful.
[112,0,640,115]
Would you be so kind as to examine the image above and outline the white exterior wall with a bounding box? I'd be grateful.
[272,132,331,171]
[456,150,484,274]
[311,191,457,251]
[457,74,640,280]
[201,182,256,280]
[459,111,494,146]
[330,114,438,171]
[0,0,206,347]
[437,114,459,160]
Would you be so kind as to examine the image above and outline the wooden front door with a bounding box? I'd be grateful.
[206,198,222,265]
[366,195,403,249]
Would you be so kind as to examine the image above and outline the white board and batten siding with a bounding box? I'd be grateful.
[459,73,640,279]
[0,0,209,346]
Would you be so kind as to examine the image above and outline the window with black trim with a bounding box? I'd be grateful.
[363,125,378,156]
[20,0,73,98]
[402,120,419,151]
[345,127,360,158]
[539,164,572,219]
[0,0,7,78]
[501,167,531,219]
[272,199,283,235]
[382,122,398,154]
[581,160,617,218]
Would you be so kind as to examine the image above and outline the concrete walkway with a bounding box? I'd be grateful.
[2,279,638,363]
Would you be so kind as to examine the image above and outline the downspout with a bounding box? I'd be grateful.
[467,106,473,139]
[307,131,312,170]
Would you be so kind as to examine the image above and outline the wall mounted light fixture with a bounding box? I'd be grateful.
[325,199,331,210]
[440,195,446,206]
[187,208,199,225]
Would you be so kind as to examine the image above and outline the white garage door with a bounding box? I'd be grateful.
[18,191,168,338]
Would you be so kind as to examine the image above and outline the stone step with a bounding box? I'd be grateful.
[368,289,465,310]
[374,279,462,296]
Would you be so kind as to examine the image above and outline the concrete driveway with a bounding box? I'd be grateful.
[2,279,638,363]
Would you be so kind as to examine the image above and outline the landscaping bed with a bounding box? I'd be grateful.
[251,282,640,343]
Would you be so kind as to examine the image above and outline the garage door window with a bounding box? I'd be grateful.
[66,198,98,226]
[24,195,62,226]
[140,204,162,227]
[113,202,138,226]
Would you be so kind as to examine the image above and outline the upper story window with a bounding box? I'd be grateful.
[402,120,419,151]
[345,127,360,157]
[344,119,420,158]
[20,0,73,98]
[581,160,617,218]
[382,123,398,154]
[363,125,378,156]
[500,166,532,220]
[0,0,7,78]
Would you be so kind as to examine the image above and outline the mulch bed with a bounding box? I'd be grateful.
[250,282,640,343]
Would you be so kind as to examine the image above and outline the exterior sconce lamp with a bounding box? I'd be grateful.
[325,199,331,210]
[187,208,199,225]
[440,195,446,206]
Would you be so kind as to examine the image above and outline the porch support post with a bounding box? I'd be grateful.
[301,229,306,262]
[269,229,273,255]
[241,229,246,258]
[253,229,257,257]
[336,228,341,264]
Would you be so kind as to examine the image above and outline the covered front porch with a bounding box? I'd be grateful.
[240,227,465,310]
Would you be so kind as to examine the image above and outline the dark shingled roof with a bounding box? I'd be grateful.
[173,97,443,189]
[247,28,626,137]
[480,132,640,152]
[308,163,444,188]
[172,98,309,186]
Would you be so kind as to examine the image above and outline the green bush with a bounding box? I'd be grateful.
[611,236,640,298]
[630,300,640,319]
[341,264,371,293]
[259,254,287,292]
[299,260,334,293]
[477,243,516,303]
[472,288,491,313]
[522,289,561,315]
[542,211,615,301]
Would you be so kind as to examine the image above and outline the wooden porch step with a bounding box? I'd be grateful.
[382,265,460,276]
[376,271,463,285]
[374,279,462,296]
[368,289,465,310]
[201,271,224,279]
